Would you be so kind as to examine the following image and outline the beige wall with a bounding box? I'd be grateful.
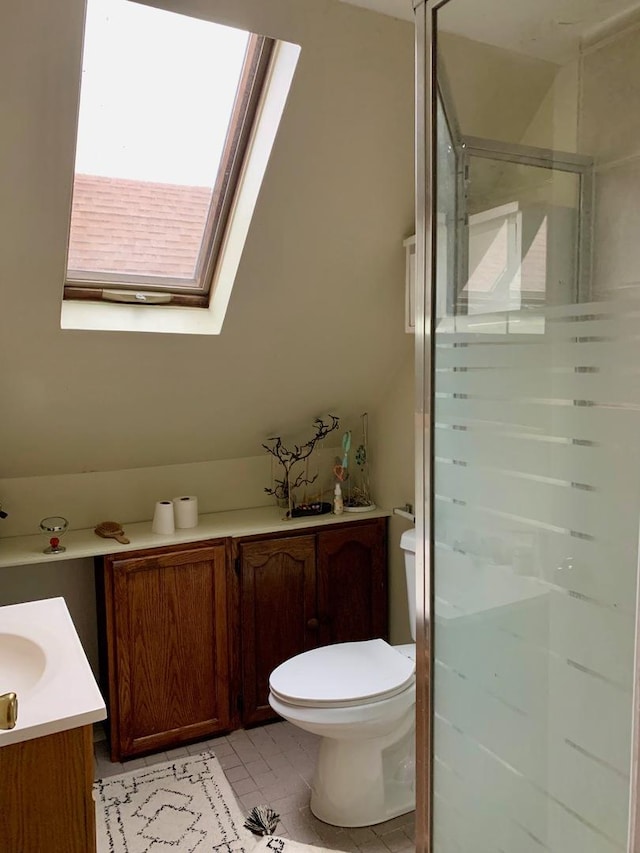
[439,30,558,144]
[0,0,414,481]
[0,558,98,674]
[371,351,415,643]
[580,19,640,299]
[520,60,579,154]
[0,0,416,653]
[0,447,351,538]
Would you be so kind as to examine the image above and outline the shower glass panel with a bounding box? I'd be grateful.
[428,1,640,851]
[460,159,580,318]
[436,92,457,320]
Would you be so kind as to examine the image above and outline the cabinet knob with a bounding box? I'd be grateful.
[307,617,320,630]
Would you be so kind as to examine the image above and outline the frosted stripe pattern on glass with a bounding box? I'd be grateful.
[433,299,638,853]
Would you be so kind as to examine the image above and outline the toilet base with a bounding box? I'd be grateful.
[308,710,415,827]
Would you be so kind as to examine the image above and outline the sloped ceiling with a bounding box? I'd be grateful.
[339,0,640,63]
[0,0,415,478]
[338,0,413,22]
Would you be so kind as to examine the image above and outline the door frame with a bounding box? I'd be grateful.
[413,3,442,852]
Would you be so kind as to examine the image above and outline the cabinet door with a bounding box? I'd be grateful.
[0,726,96,853]
[317,519,387,646]
[240,535,316,725]
[106,543,230,759]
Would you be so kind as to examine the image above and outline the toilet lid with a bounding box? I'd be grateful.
[269,639,415,708]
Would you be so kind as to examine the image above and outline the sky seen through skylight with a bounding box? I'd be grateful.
[74,0,249,187]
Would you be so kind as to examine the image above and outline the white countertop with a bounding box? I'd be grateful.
[0,597,106,747]
[0,505,390,569]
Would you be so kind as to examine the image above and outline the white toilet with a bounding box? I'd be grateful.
[268,528,417,827]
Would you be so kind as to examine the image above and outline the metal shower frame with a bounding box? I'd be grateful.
[437,57,594,313]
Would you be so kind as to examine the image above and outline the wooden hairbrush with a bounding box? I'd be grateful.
[94,520,130,545]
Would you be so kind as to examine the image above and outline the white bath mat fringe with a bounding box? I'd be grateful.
[94,749,254,853]
[244,805,281,836]
[252,838,334,853]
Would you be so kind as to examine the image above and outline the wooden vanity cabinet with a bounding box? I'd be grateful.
[238,518,387,725]
[98,540,232,761]
[97,517,387,757]
[0,725,96,853]
[239,534,317,725]
[316,522,388,645]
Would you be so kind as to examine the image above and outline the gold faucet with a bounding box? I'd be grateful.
[0,693,18,729]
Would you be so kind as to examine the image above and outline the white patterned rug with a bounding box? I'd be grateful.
[94,749,255,853]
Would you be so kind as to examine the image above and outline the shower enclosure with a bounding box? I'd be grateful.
[414,1,640,851]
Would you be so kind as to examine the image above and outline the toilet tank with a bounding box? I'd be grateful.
[400,528,417,641]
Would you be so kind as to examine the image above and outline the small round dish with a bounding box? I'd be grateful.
[291,502,332,518]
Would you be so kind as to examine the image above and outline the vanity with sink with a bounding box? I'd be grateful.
[0,506,388,773]
[0,597,106,853]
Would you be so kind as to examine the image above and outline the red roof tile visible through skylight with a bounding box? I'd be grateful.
[67,174,212,280]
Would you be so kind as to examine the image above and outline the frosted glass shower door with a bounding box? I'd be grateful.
[430,82,639,853]
[432,296,639,851]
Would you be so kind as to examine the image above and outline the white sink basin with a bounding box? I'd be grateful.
[0,598,106,747]
[0,633,47,695]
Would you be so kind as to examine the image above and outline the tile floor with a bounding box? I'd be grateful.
[94,721,415,852]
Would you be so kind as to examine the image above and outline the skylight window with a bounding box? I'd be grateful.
[64,0,274,307]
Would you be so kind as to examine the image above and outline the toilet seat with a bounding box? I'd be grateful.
[269,638,415,709]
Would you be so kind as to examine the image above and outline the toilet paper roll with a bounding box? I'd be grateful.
[172,495,198,529]
[152,500,175,535]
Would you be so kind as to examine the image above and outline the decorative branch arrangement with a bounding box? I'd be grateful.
[263,415,340,517]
